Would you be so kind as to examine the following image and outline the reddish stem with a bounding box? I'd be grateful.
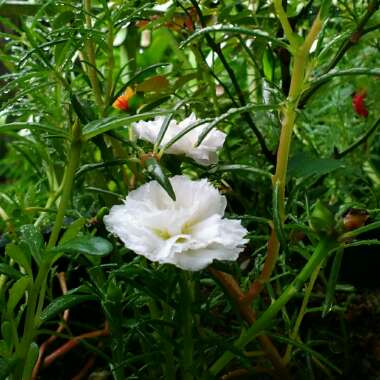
[32,272,70,380]
[245,228,279,304]
[209,268,289,379]
[71,355,97,380]
[43,323,109,368]
[221,367,275,380]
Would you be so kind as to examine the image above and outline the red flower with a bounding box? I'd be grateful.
[352,89,368,118]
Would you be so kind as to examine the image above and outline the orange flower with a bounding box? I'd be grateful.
[112,87,135,111]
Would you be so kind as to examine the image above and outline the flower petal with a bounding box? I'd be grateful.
[131,113,226,166]
[104,175,248,271]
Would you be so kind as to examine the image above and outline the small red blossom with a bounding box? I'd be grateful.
[112,87,135,111]
[352,89,369,118]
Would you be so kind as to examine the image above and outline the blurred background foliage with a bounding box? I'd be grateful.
[0,0,380,379]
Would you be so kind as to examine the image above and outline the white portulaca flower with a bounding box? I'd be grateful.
[104,175,248,271]
[17,128,31,137]
[132,113,226,166]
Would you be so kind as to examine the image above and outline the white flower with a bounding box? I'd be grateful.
[18,128,31,137]
[104,175,248,271]
[132,113,226,166]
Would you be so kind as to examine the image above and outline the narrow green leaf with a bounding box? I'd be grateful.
[138,95,172,113]
[288,153,343,178]
[0,357,17,380]
[320,0,332,20]
[59,217,86,245]
[0,122,69,137]
[196,104,277,146]
[310,68,380,88]
[262,48,275,82]
[84,187,123,199]
[342,239,380,248]
[144,157,176,201]
[0,264,23,280]
[82,111,169,140]
[5,244,32,276]
[154,98,196,150]
[54,39,73,68]
[0,341,8,357]
[7,276,31,316]
[52,235,113,257]
[114,265,176,308]
[339,220,380,241]
[1,321,13,349]
[323,248,343,317]
[20,38,69,66]
[0,1,40,16]
[180,25,289,49]
[208,164,272,178]
[162,118,214,151]
[52,10,75,29]
[19,225,44,266]
[271,334,342,374]
[75,159,130,178]
[40,294,97,322]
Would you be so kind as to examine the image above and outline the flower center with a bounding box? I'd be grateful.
[181,222,193,235]
[153,222,193,242]
[153,228,171,240]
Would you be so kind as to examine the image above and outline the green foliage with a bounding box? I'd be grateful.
[0,0,379,379]
[40,292,97,322]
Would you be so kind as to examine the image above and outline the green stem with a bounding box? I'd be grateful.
[246,10,323,303]
[13,260,50,380]
[13,122,82,379]
[34,182,63,229]
[283,260,324,363]
[273,0,299,47]
[47,121,82,249]
[162,302,176,380]
[209,238,335,376]
[104,4,114,111]
[83,0,103,110]
[180,272,194,380]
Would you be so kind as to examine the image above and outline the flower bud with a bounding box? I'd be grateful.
[310,200,335,234]
[343,208,369,231]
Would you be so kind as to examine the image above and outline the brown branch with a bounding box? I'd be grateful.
[209,268,290,379]
[221,367,275,380]
[71,354,97,380]
[43,322,109,368]
[245,228,279,304]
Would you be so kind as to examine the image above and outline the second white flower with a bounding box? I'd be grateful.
[132,113,226,166]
